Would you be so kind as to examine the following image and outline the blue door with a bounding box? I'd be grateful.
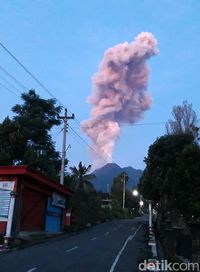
[45,198,62,232]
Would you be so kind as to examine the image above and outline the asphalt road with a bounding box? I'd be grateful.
[0,216,149,272]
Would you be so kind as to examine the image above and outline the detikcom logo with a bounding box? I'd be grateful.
[139,259,200,271]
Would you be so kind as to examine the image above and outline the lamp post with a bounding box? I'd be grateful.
[132,189,145,215]
[149,200,152,229]
[122,173,126,209]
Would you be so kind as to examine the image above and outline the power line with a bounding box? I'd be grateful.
[68,120,165,164]
[0,41,82,125]
[68,125,115,164]
[0,65,27,91]
[0,41,61,103]
[0,42,84,150]
[0,42,121,166]
[52,128,63,139]
[0,74,21,94]
[69,125,94,150]
[68,129,85,147]
[71,121,166,129]
[0,81,19,97]
[0,41,165,159]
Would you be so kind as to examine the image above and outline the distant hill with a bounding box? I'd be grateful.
[92,163,143,192]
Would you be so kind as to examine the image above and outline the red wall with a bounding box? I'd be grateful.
[0,222,7,234]
[20,186,46,231]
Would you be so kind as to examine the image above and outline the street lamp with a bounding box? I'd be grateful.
[132,189,153,235]
[132,189,139,197]
[132,189,143,214]
[139,200,144,207]
[132,189,147,215]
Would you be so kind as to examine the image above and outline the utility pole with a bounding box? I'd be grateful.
[107,183,110,195]
[149,200,152,229]
[122,173,126,209]
[58,108,74,185]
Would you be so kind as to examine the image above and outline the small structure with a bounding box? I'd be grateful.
[101,199,112,209]
[99,193,112,209]
[0,166,73,243]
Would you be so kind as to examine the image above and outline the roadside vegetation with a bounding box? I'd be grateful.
[138,101,200,262]
[65,164,140,230]
[0,90,61,179]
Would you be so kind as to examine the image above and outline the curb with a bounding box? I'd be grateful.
[148,226,158,258]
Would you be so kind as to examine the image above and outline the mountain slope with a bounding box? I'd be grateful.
[92,163,143,192]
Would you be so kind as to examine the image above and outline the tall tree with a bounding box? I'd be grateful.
[139,134,193,202]
[69,162,95,192]
[0,90,62,179]
[0,117,23,165]
[69,162,101,228]
[166,101,199,141]
[171,143,200,219]
[138,134,200,221]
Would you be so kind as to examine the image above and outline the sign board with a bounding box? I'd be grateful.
[0,181,14,220]
[0,181,14,191]
[52,192,66,208]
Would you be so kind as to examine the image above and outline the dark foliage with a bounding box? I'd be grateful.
[0,90,61,179]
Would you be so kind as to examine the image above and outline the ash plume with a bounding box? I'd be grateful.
[82,32,158,168]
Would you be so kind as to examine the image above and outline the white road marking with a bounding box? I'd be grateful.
[109,224,142,272]
[66,246,78,253]
[27,268,37,272]
[91,237,97,241]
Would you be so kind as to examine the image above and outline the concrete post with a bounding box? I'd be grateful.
[4,191,17,245]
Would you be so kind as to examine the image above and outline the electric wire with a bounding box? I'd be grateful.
[71,121,166,129]
[0,41,81,125]
[0,41,166,164]
[0,41,87,157]
[0,74,22,94]
[0,41,57,100]
[68,125,115,164]
[0,65,27,91]
[0,82,19,97]
[68,129,85,148]
[53,128,63,139]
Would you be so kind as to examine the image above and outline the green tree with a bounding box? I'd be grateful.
[0,117,23,165]
[171,143,200,219]
[139,134,193,203]
[0,90,62,179]
[138,134,200,221]
[69,162,101,228]
[69,162,95,192]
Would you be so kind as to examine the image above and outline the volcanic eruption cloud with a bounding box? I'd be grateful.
[82,32,158,168]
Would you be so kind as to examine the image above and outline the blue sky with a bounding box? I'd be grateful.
[0,0,200,170]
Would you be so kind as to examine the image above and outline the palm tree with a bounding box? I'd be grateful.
[69,162,96,192]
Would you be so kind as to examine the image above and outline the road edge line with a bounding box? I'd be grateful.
[109,224,142,272]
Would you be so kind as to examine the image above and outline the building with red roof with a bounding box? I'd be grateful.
[0,166,73,242]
